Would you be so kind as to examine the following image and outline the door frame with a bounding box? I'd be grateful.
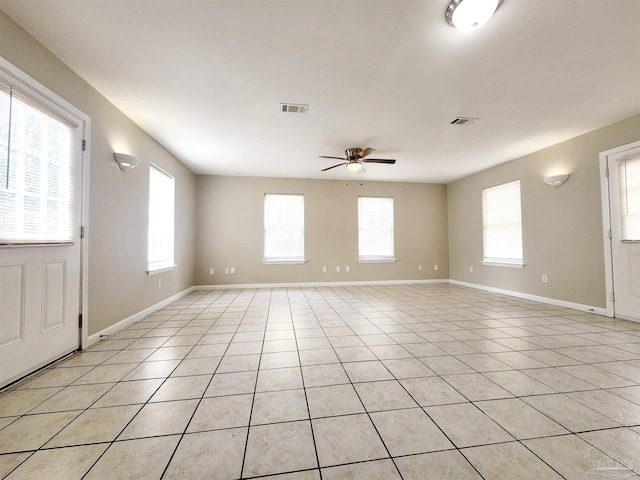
[599,140,640,319]
[0,56,91,355]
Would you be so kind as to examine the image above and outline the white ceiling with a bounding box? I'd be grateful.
[1,0,639,183]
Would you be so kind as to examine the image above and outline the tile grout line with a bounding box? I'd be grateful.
[342,283,501,479]
[289,287,324,480]
[305,286,407,479]
[77,288,217,480]
[158,287,248,479]
[237,287,271,480]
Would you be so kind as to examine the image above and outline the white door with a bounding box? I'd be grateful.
[605,142,640,322]
[0,65,85,387]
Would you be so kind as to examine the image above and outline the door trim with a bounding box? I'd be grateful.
[0,56,91,354]
[599,140,640,319]
[80,120,91,350]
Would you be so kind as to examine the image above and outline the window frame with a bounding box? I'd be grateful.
[263,193,305,264]
[147,163,176,274]
[357,196,396,263]
[481,179,524,268]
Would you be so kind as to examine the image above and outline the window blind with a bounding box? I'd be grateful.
[0,81,76,243]
[482,180,523,264]
[264,194,304,261]
[148,164,175,271]
[358,196,394,260]
[619,155,640,241]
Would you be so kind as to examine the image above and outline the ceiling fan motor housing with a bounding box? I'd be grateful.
[345,147,363,160]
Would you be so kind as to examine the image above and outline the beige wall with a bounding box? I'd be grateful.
[448,114,640,308]
[0,11,196,335]
[195,176,449,285]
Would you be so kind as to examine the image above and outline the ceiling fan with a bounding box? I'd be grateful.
[320,147,396,172]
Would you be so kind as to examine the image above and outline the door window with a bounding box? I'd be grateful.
[0,83,76,243]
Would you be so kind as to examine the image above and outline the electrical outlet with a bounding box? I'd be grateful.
[322,266,327,273]
[209,268,214,275]
[157,278,162,288]
[434,264,439,271]
[542,274,548,283]
[469,266,474,273]
[345,266,350,272]
[225,267,230,274]
[336,266,340,273]
[418,264,423,271]
[230,267,235,274]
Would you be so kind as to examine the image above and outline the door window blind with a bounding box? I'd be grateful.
[0,82,76,243]
[619,155,640,241]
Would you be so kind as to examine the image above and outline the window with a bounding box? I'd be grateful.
[482,180,523,266]
[263,194,304,262]
[0,82,77,244]
[148,164,175,272]
[619,155,640,241]
[358,196,395,261]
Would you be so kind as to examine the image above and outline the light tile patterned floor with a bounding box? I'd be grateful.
[2,284,640,479]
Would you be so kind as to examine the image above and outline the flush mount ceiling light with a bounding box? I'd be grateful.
[114,152,140,170]
[446,0,503,31]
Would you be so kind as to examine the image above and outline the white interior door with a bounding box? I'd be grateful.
[606,143,640,322]
[0,64,85,388]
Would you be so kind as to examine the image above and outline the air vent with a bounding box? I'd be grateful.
[281,103,309,114]
[450,116,478,125]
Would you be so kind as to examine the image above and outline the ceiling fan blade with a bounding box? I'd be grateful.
[358,147,376,158]
[363,158,396,164]
[321,162,347,171]
[319,155,346,161]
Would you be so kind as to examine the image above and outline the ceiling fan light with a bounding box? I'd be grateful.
[347,162,362,172]
[446,0,501,31]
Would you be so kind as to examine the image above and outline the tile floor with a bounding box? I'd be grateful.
[1,284,640,479]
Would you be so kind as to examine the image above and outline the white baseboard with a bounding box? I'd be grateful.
[86,286,197,347]
[193,279,449,290]
[615,313,640,323]
[449,280,610,316]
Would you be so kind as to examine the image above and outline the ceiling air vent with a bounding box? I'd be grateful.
[281,103,309,114]
[450,116,478,125]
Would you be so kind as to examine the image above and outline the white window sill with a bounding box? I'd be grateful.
[262,259,307,265]
[357,258,397,263]
[147,265,178,275]
[481,260,525,268]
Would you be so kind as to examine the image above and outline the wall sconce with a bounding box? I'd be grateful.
[543,174,569,187]
[114,153,140,170]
